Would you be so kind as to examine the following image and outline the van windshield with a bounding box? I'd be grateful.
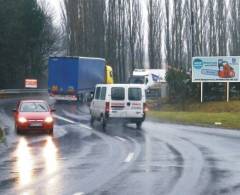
[111,87,125,100]
[128,88,142,101]
[129,76,145,84]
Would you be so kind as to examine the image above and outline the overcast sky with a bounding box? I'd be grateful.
[44,0,62,25]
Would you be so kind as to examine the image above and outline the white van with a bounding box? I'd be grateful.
[90,84,147,129]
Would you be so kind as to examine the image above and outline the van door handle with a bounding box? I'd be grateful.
[127,102,131,106]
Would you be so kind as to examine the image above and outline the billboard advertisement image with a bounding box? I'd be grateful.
[192,56,240,82]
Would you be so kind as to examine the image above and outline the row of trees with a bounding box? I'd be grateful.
[0,0,58,89]
[63,0,147,82]
[164,0,238,71]
[1,0,239,89]
[62,0,240,82]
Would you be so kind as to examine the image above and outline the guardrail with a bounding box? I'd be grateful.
[0,89,48,99]
[0,89,48,94]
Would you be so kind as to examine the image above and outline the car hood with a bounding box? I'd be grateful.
[19,112,51,120]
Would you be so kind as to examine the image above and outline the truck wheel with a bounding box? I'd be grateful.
[136,122,142,129]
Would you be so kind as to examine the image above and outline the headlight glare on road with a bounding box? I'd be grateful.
[18,117,27,123]
[45,116,53,123]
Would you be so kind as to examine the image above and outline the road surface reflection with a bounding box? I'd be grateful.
[14,136,60,190]
[15,138,33,186]
[43,136,58,174]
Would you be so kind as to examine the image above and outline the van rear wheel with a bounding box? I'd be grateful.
[136,122,142,129]
[101,116,107,131]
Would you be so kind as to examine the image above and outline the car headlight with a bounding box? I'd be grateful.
[18,117,27,123]
[45,116,53,123]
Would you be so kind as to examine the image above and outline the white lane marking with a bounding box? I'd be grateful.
[54,114,92,130]
[115,136,126,142]
[73,192,85,195]
[53,114,75,124]
[79,124,92,130]
[124,152,134,163]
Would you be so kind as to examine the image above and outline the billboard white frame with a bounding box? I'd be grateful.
[191,56,239,102]
[192,56,240,83]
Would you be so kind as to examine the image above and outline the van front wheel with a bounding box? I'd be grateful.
[90,115,95,126]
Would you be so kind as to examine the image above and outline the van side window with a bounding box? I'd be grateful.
[128,88,142,101]
[95,87,101,99]
[100,87,106,100]
[111,87,125,100]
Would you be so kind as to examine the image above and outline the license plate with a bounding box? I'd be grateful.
[30,122,42,127]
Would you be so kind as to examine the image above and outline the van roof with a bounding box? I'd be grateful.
[20,100,47,103]
[95,84,145,88]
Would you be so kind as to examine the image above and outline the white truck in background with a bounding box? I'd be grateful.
[128,69,167,98]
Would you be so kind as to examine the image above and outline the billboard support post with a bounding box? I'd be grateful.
[201,82,203,103]
[227,82,229,102]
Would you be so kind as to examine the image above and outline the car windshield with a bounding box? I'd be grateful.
[129,76,145,84]
[20,102,49,112]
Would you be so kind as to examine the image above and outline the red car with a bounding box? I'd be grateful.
[13,100,55,135]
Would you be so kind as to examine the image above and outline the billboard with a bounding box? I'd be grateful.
[192,56,240,82]
[25,79,37,88]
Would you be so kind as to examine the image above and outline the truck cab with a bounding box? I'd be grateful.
[105,65,114,84]
[129,69,166,89]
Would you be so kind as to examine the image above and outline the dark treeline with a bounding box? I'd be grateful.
[1,0,240,88]
[0,0,58,89]
[62,0,240,83]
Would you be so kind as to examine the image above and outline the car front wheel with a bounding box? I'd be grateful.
[48,128,53,135]
[15,125,21,135]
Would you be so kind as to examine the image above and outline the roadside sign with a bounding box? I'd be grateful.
[25,79,37,88]
[192,56,240,82]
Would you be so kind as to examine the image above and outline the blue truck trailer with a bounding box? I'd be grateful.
[48,56,113,101]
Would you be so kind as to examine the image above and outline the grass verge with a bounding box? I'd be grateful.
[148,111,240,129]
[147,100,240,113]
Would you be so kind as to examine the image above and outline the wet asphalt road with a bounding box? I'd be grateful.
[1,97,240,195]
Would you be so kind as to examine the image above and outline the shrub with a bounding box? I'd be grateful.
[166,69,197,108]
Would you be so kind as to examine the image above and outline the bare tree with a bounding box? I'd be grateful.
[165,0,171,66]
[229,0,240,55]
[148,0,162,68]
[215,0,227,55]
[171,0,185,69]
